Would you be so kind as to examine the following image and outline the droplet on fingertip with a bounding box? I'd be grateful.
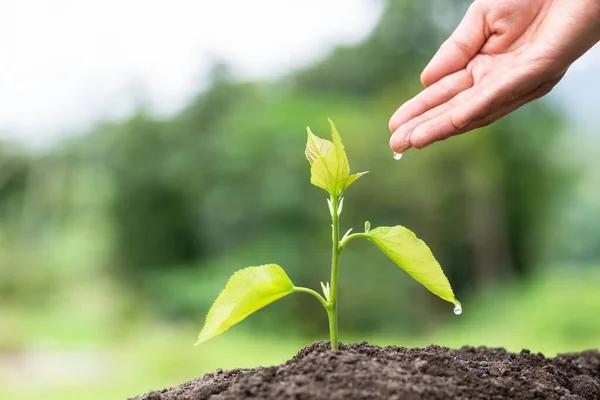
[393,152,403,160]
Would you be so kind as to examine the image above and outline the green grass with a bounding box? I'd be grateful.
[365,266,600,355]
[1,266,599,400]
[0,329,305,400]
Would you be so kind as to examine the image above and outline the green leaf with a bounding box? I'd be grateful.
[328,119,350,188]
[305,119,367,196]
[196,264,295,345]
[346,172,368,188]
[363,226,460,305]
[305,127,333,164]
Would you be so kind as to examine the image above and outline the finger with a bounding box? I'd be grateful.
[463,77,561,132]
[389,69,473,134]
[409,78,560,149]
[390,94,456,154]
[421,2,487,87]
[390,71,490,153]
[391,64,543,153]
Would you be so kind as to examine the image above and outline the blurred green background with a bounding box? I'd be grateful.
[1,0,600,398]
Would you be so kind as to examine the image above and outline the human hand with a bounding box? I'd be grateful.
[389,0,600,153]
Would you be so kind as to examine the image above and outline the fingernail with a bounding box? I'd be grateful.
[389,127,412,153]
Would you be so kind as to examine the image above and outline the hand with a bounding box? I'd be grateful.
[389,0,600,153]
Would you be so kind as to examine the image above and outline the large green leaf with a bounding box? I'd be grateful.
[364,226,460,305]
[196,264,295,345]
[305,120,367,196]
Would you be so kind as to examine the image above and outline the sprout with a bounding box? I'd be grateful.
[196,120,460,350]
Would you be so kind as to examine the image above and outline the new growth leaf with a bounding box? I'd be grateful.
[305,120,367,196]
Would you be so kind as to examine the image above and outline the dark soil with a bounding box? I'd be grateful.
[132,341,600,400]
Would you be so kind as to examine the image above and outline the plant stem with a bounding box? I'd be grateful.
[328,194,340,351]
[292,286,328,308]
[339,232,368,250]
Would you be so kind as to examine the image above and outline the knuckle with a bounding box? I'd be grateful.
[451,112,470,130]
[411,139,427,150]
[435,80,453,99]
[451,39,473,60]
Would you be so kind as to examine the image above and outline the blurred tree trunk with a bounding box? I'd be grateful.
[463,167,513,287]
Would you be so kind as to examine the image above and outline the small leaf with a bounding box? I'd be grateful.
[346,171,368,188]
[196,264,295,345]
[320,281,331,302]
[364,221,371,233]
[305,127,333,165]
[305,120,366,196]
[363,226,459,305]
[341,228,353,242]
[337,197,344,215]
[327,198,334,217]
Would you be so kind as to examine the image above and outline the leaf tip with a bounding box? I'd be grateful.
[328,119,339,138]
[194,333,208,346]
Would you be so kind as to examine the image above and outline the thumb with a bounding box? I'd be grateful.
[421,2,487,87]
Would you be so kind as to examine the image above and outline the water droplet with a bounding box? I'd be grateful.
[453,304,462,315]
[393,152,403,160]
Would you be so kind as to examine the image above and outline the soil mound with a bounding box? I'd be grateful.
[132,341,600,399]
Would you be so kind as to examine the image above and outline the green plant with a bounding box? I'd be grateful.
[196,120,460,350]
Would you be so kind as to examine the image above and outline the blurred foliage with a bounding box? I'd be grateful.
[0,0,587,341]
[2,265,600,400]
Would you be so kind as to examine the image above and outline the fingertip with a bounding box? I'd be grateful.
[420,69,429,87]
[420,66,435,88]
[389,132,403,153]
[409,117,453,149]
[420,50,451,88]
[389,127,412,154]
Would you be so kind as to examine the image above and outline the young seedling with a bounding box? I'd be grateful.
[196,120,461,351]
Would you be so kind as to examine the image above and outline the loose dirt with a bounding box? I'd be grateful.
[132,341,600,399]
